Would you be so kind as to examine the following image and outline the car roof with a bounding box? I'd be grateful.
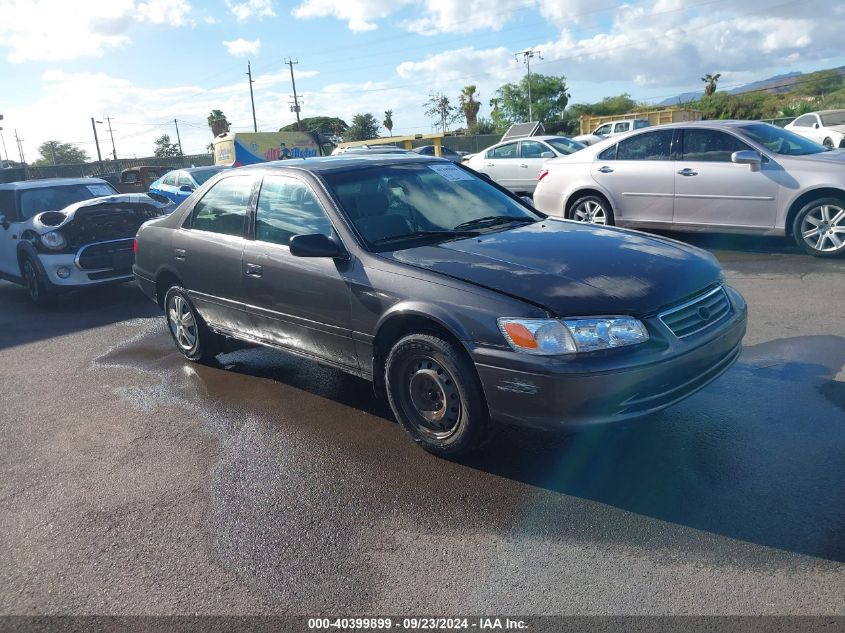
[182,165,227,173]
[0,177,110,191]
[235,153,442,175]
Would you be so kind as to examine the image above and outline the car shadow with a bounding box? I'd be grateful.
[0,280,159,352]
[651,230,802,256]
[209,335,845,563]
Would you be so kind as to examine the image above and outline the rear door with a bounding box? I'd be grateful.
[173,174,257,331]
[590,128,676,224]
[240,174,358,369]
[0,190,21,277]
[481,142,520,191]
[673,128,779,229]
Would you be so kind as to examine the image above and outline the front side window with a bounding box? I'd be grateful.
[792,114,816,128]
[682,129,751,162]
[736,123,825,156]
[255,176,332,246]
[162,172,177,186]
[189,175,254,236]
[594,124,612,136]
[613,122,630,133]
[487,142,518,159]
[616,130,674,161]
[519,140,547,158]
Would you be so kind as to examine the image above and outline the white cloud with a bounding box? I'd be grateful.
[292,0,413,32]
[402,0,518,35]
[226,0,275,22]
[0,0,193,62]
[223,38,262,56]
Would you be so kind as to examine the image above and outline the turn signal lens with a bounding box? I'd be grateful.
[133,238,138,253]
[498,317,649,355]
[498,318,576,355]
[538,169,549,182]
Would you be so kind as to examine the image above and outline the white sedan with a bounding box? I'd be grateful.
[464,135,585,195]
[784,110,845,150]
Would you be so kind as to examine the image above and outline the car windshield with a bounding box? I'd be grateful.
[322,162,541,249]
[820,111,845,126]
[545,137,585,155]
[191,169,222,185]
[736,123,826,156]
[19,183,118,219]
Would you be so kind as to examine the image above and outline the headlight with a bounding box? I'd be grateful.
[498,317,648,355]
[40,231,66,250]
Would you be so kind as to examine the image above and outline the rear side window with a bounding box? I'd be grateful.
[634,120,649,129]
[616,130,674,161]
[0,190,18,221]
[682,129,751,162]
[792,114,816,128]
[255,176,332,246]
[189,176,254,237]
[487,142,517,159]
[598,145,617,160]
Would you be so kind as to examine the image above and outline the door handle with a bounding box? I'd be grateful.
[597,166,614,173]
[245,263,263,278]
[677,168,698,176]
[485,163,494,167]
[174,248,186,260]
[519,163,529,168]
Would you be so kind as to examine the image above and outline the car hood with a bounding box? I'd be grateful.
[778,148,845,166]
[823,124,845,134]
[383,220,723,317]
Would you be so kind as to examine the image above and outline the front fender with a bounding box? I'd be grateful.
[16,240,46,277]
[375,300,473,343]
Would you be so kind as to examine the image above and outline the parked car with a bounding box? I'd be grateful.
[0,178,172,304]
[134,154,747,456]
[464,136,586,195]
[784,110,845,149]
[115,166,168,193]
[149,166,229,204]
[533,121,845,257]
[412,145,463,163]
[572,119,650,146]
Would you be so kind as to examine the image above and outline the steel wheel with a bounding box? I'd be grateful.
[406,356,462,440]
[823,137,834,150]
[167,293,198,352]
[800,203,845,253]
[572,196,612,225]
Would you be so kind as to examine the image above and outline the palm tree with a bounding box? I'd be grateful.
[459,85,481,128]
[383,110,394,136]
[701,73,721,97]
[207,109,231,137]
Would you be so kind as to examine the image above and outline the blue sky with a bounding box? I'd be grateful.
[1,0,843,161]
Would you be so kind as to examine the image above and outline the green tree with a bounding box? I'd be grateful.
[494,74,570,125]
[153,134,181,157]
[424,93,460,132]
[795,69,844,96]
[207,109,231,137]
[345,113,380,141]
[489,97,509,133]
[32,141,89,166]
[383,110,394,136]
[702,73,721,97]
[467,118,495,135]
[459,85,481,128]
[280,116,349,144]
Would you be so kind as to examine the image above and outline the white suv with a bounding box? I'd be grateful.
[0,178,172,304]
[573,119,649,146]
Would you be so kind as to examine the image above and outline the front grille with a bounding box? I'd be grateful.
[76,239,135,271]
[659,286,731,338]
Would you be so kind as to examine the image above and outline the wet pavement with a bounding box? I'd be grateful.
[0,233,843,615]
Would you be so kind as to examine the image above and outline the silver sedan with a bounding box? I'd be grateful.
[533,121,845,257]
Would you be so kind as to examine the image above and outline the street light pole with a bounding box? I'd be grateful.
[515,49,543,122]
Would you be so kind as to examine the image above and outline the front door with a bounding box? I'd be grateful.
[673,128,780,229]
[240,174,358,370]
[174,173,257,331]
[517,139,551,192]
[0,191,21,277]
[590,128,676,224]
[482,141,521,192]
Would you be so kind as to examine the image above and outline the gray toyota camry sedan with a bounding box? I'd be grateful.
[134,155,747,457]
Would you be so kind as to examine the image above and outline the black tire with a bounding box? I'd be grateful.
[163,286,222,362]
[792,197,845,258]
[823,137,834,150]
[385,334,489,458]
[569,194,615,226]
[21,256,53,306]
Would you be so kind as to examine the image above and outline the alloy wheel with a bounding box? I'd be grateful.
[573,199,608,224]
[23,260,40,302]
[801,203,845,253]
[167,294,198,352]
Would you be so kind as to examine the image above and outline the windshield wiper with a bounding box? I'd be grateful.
[452,215,536,231]
[371,229,480,245]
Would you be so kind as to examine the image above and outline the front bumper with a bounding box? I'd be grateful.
[473,288,747,430]
[37,252,134,287]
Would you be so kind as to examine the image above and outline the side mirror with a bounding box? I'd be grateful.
[540,151,555,159]
[289,233,346,259]
[813,122,820,129]
[179,184,194,193]
[519,196,534,207]
[731,150,762,172]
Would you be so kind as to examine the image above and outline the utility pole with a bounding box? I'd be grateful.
[0,124,8,168]
[105,116,117,160]
[14,129,25,164]
[173,119,184,156]
[246,60,257,132]
[515,49,542,122]
[285,57,302,131]
[90,117,103,163]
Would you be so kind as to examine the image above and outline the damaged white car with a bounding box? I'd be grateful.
[0,177,174,305]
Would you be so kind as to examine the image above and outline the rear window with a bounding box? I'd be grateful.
[191,169,222,185]
[0,190,16,221]
[19,183,118,220]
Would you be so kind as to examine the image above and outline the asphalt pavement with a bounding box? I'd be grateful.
[0,233,843,616]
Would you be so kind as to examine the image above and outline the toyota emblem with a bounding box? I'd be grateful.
[698,306,712,321]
